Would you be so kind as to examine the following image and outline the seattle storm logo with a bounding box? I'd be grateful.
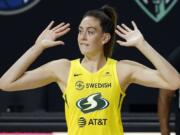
[134,0,178,22]
[0,0,41,15]
[76,93,109,114]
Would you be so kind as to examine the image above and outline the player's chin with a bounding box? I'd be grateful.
[80,50,94,57]
[79,48,89,55]
[80,50,88,56]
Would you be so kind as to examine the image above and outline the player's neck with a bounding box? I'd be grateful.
[81,54,107,73]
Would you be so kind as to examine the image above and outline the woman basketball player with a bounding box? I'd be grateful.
[0,5,179,135]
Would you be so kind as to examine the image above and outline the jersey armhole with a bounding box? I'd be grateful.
[113,61,126,97]
[62,60,73,99]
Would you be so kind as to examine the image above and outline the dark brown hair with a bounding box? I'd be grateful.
[83,5,117,57]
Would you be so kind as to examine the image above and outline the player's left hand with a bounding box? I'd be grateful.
[115,21,144,47]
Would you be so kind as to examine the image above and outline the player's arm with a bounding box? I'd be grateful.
[116,21,180,90]
[0,21,70,91]
[117,60,179,90]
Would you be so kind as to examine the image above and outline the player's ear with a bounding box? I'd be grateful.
[102,33,111,45]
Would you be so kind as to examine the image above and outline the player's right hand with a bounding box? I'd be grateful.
[35,21,70,49]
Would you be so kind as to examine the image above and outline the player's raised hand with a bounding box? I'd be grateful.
[35,21,70,49]
[115,21,144,47]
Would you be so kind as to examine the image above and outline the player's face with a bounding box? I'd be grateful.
[78,16,105,56]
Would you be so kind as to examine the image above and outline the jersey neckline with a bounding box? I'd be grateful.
[77,58,110,75]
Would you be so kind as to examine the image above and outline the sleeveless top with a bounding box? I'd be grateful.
[62,58,126,135]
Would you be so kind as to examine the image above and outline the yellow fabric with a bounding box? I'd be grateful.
[63,58,125,135]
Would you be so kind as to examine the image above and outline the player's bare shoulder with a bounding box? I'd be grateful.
[117,60,133,74]
[47,59,70,82]
[116,60,134,91]
[117,59,145,72]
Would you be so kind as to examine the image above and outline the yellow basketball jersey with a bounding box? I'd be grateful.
[62,58,125,135]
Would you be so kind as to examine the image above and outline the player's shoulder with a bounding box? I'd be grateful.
[47,58,71,71]
[50,58,70,64]
[116,60,148,77]
[117,60,135,68]
[117,59,147,68]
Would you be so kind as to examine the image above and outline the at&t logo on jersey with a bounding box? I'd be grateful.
[78,117,108,128]
[76,93,109,113]
[134,0,178,22]
[0,0,41,15]
[78,117,86,128]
